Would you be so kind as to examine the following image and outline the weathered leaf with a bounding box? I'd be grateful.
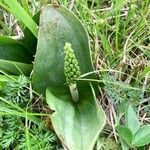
[46,83,106,150]
[32,4,93,94]
[131,125,150,147]
[125,104,140,134]
[116,125,133,146]
[0,36,32,75]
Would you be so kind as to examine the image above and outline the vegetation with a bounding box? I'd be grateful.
[0,0,149,150]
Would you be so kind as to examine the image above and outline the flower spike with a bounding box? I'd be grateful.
[64,42,81,103]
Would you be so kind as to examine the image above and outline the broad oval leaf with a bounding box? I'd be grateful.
[0,36,32,75]
[32,4,93,94]
[46,83,106,150]
[131,125,150,147]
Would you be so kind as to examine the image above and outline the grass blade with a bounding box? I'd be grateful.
[3,0,38,38]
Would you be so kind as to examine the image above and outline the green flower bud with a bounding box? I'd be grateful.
[66,67,71,73]
[65,61,69,67]
[69,53,73,58]
[64,42,81,84]
[72,59,76,64]
[70,71,74,76]
[73,75,78,78]
[72,68,76,73]
[70,64,74,68]
[68,58,72,62]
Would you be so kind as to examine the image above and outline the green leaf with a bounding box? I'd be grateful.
[21,0,31,16]
[98,32,113,61]
[21,11,40,54]
[0,96,41,125]
[119,101,127,115]
[0,36,33,63]
[125,104,140,134]
[0,36,32,75]
[140,66,150,79]
[0,60,32,75]
[32,4,94,94]
[0,75,17,90]
[46,83,106,150]
[120,138,129,150]
[116,125,133,146]
[3,0,38,38]
[131,125,150,147]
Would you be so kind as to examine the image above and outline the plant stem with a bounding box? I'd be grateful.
[69,83,79,103]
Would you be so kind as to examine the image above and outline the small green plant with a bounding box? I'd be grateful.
[103,74,143,104]
[102,74,150,149]
[116,104,150,149]
[3,75,29,105]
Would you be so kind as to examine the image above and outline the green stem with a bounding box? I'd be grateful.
[69,83,79,103]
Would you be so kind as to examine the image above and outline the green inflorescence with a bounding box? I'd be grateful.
[64,42,81,85]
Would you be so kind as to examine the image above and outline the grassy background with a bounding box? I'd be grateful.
[0,0,150,149]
